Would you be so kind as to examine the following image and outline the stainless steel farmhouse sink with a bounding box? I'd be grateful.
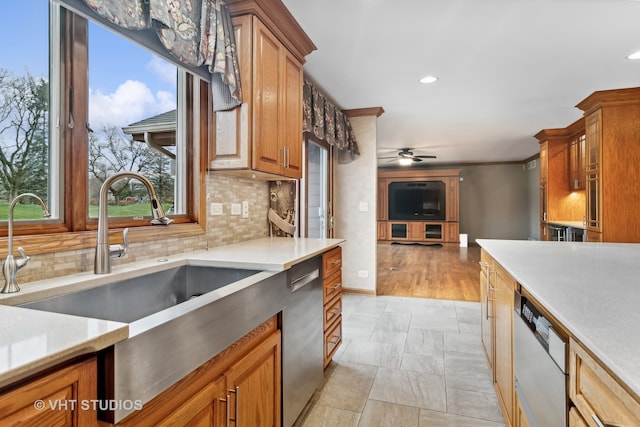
[20,264,288,423]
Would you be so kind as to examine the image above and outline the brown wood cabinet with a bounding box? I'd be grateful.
[322,246,342,368]
[569,337,640,427]
[210,1,315,179]
[479,250,515,427]
[494,263,514,426]
[515,393,531,427]
[377,169,460,245]
[535,121,585,241]
[112,317,281,427]
[569,132,586,191]
[0,357,97,426]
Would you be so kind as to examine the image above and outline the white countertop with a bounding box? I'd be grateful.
[477,239,640,399]
[0,237,344,388]
[547,220,586,229]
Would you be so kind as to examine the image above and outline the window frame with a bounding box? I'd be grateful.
[0,5,208,258]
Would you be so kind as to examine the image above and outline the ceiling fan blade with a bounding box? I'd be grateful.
[412,157,423,162]
[415,155,437,159]
[377,156,398,160]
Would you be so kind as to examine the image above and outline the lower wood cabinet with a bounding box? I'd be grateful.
[379,221,459,244]
[0,357,97,427]
[494,263,515,427]
[113,317,281,427]
[322,246,343,368]
[514,393,531,427]
[569,337,640,427]
[479,249,514,427]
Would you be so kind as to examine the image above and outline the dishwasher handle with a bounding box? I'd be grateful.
[290,269,320,292]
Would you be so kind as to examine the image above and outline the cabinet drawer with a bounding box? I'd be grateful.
[323,269,342,303]
[324,293,342,331]
[324,315,342,367]
[322,246,342,277]
[569,338,640,427]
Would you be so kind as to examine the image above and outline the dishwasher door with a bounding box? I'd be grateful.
[514,312,566,427]
[283,256,324,427]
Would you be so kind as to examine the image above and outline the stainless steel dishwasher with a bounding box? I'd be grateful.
[514,289,568,427]
[283,255,324,427]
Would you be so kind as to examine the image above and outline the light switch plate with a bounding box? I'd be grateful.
[210,203,223,216]
[358,202,369,212]
[242,201,249,218]
[231,203,241,215]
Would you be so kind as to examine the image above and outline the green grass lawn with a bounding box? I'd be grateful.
[0,202,173,220]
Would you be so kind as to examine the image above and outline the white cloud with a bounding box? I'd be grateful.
[146,56,177,87]
[89,80,176,129]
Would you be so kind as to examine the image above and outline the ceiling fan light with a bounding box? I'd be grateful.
[398,158,413,166]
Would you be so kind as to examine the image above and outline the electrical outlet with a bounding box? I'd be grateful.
[358,270,369,278]
[210,202,223,216]
[231,203,241,215]
[358,202,369,212]
[242,201,249,218]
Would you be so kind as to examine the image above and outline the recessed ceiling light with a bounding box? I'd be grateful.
[419,75,438,84]
[627,51,640,60]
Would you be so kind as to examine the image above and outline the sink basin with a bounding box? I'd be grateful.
[21,265,260,323]
[19,264,288,423]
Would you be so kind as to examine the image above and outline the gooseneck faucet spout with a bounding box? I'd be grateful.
[95,171,173,274]
[2,193,51,293]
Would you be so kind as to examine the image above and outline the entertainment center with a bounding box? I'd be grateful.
[378,169,461,245]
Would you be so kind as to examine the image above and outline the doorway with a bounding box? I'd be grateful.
[303,137,331,238]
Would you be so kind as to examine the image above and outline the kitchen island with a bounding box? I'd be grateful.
[0,236,344,425]
[477,239,640,426]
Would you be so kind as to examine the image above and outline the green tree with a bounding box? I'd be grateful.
[0,69,49,201]
[88,125,173,206]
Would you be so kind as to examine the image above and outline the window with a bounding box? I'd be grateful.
[0,1,204,250]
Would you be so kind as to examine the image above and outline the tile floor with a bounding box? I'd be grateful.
[297,294,506,427]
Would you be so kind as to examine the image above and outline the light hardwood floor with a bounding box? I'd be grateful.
[376,243,481,302]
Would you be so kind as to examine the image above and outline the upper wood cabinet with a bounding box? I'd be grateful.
[569,132,586,191]
[210,0,315,180]
[577,87,640,242]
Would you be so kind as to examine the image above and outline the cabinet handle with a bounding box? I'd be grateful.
[228,386,239,426]
[330,283,342,290]
[285,147,290,168]
[279,147,285,167]
[331,307,341,315]
[485,296,494,320]
[219,395,230,427]
[329,336,340,344]
[332,259,342,266]
[591,414,622,427]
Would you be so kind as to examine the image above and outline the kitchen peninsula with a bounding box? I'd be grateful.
[0,237,343,425]
[478,239,640,427]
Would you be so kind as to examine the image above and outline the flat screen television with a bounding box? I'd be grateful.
[388,181,446,220]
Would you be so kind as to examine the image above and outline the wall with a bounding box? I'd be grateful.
[458,164,530,242]
[335,116,378,293]
[206,174,271,247]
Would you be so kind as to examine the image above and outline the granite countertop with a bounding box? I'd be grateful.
[0,237,344,389]
[477,238,640,399]
[547,220,586,229]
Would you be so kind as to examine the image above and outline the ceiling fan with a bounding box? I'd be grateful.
[378,148,437,164]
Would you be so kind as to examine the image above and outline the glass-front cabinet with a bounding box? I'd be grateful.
[584,110,602,232]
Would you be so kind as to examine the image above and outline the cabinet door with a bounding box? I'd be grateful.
[446,222,459,243]
[409,222,426,240]
[252,18,283,176]
[494,265,514,425]
[0,357,97,427]
[479,256,494,370]
[569,133,586,191]
[377,180,388,220]
[280,49,303,178]
[377,221,387,240]
[585,111,602,232]
[158,376,227,427]
[446,177,459,221]
[225,331,281,427]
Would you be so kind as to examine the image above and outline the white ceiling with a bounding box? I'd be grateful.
[281,0,640,165]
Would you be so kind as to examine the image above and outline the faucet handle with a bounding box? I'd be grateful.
[15,247,30,269]
[108,228,129,259]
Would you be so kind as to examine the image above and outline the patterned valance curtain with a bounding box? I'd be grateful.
[82,0,242,111]
[303,79,359,163]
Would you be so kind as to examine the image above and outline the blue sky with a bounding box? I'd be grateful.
[2,1,177,129]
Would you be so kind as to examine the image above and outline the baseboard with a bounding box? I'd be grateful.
[342,287,377,296]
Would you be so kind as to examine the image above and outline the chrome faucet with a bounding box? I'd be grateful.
[95,172,173,274]
[2,193,51,293]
